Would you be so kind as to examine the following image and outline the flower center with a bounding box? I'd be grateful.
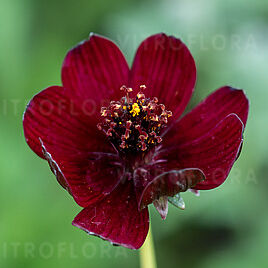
[97,85,172,153]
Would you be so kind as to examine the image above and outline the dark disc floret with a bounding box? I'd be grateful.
[97,85,172,153]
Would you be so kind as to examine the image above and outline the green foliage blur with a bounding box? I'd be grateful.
[0,0,267,267]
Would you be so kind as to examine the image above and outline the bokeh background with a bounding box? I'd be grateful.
[0,0,267,267]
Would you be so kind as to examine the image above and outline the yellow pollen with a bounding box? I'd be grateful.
[98,84,173,153]
[130,103,140,117]
[101,109,107,116]
[137,92,145,99]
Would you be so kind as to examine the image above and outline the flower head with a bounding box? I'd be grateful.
[98,84,171,153]
[23,33,249,249]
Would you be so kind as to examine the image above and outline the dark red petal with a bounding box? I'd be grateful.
[134,166,205,209]
[163,86,249,145]
[41,142,104,206]
[23,86,113,158]
[62,33,129,123]
[72,182,149,250]
[130,33,196,121]
[23,86,121,207]
[41,141,70,191]
[62,152,124,195]
[157,114,244,190]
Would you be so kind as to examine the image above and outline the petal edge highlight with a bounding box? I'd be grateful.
[157,114,245,190]
[72,183,149,249]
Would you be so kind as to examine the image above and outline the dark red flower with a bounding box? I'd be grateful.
[23,33,249,249]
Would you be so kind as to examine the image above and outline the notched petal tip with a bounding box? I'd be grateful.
[61,31,129,108]
[130,32,196,121]
[88,32,111,42]
[225,85,248,97]
[89,32,95,38]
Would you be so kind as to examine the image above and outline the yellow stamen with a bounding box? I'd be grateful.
[130,103,140,117]
[101,109,107,116]
[114,104,121,109]
[137,92,145,99]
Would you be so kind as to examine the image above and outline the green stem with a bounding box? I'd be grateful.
[139,225,157,268]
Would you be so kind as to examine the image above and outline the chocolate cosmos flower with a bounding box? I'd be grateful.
[23,33,249,249]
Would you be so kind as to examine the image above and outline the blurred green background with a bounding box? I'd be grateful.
[0,0,267,267]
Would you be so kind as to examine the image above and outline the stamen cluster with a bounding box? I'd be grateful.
[97,85,172,153]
